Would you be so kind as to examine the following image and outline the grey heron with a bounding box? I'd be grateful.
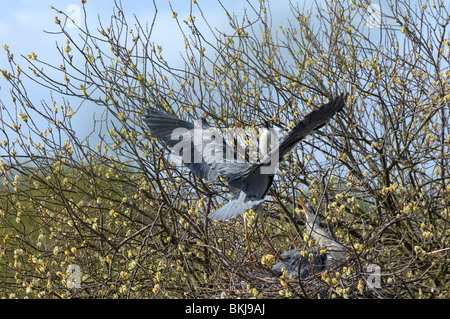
[271,248,327,278]
[143,93,347,221]
[271,197,345,277]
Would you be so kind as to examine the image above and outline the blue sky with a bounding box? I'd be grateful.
[0,0,296,146]
[2,0,445,153]
[0,0,298,75]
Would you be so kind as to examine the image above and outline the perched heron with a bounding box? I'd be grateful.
[143,93,346,221]
[272,198,345,278]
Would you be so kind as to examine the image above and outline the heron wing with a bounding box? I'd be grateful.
[144,108,217,180]
[207,191,264,221]
[199,126,242,165]
[261,93,347,165]
[144,108,237,181]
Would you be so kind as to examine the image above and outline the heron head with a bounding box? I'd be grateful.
[298,197,319,225]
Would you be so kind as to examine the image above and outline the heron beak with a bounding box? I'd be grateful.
[298,197,316,224]
[297,197,309,212]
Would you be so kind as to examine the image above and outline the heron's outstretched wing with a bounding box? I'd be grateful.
[207,191,265,221]
[143,107,243,181]
[144,108,218,181]
[261,93,347,165]
[220,93,347,206]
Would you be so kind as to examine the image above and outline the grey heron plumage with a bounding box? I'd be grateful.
[271,198,345,278]
[143,93,347,221]
[271,248,327,278]
[301,199,346,265]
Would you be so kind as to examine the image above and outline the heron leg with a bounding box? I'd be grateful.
[257,204,284,261]
[244,215,254,261]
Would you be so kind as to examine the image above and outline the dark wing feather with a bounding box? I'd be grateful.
[261,93,347,165]
[143,108,220,181]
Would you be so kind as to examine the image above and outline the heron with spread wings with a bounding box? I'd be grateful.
[143,93,347,222]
